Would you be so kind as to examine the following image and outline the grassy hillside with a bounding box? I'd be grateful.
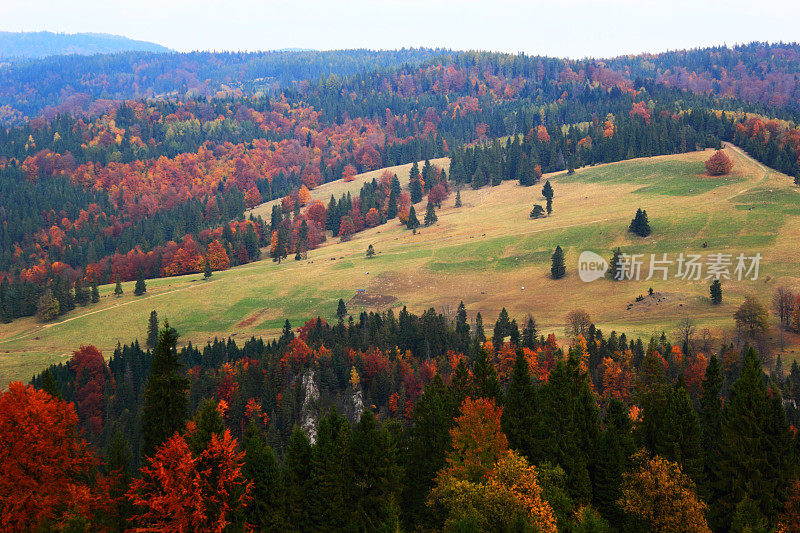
[2,145,799,386]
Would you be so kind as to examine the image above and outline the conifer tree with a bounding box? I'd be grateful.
[336,299,348,323]
[521,314,538,349]
[141,321,188,458]
[406,205,420,230]
[551,245,566,279]
[472,345,502,403]
[714,348,795,530]
[146,310,158,350]
[114,276,124,297]
[710,279,722,304]
[542,180,554,202]
[608,248,622,280]
[502,346,537,458]
[90,281,99,303]
[454,189,462,207]
[699,354,723,506]
[475,312,486,344]
[243,423,287,531]
[204,255,212,278]
[309,411,352,530]
[628,208,652,237]
[546,196,553,215]
[284,427,312,530]
[366,244,375,258]
[423,202,437,226]
[387,189,398,219]
[40,368,60,398]
[134,270,147,296]
[593,399,631,525]
[402,375,454,529]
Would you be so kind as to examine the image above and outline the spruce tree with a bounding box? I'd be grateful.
[349,411,400,530]
[90,281,99,303]
[243,423,287,531]
[710,279,722,304]
[714,348,795,530]
[309,411,352,530]
[134,269,146,296]
[628,208,652,237]
[551,245,566,279]
[40,368,60,398]
[114,276,123,297]
[204,255,212,278]
[336,298,348,323]
[546,196,553,215]
[607,248,622,280]
[472,345,502,403]
[454,189,462,207]
[146,310,158,350]
[542,180,554,201]
[366,244,375,259]
[699,354,723,505]
[521,314,538,349]
[501,346,537,458]
[284,427,312,530]
[406,205,420,230]
[423,202,437,226]
[141,321,188,458]
[592,399,632,525]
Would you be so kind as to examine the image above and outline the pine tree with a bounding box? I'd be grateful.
[40,368,60,398]
[309,412,352,530]
[628,208,652,237]
[699,354,723,505]
[402,375,454,529]
[710,279,722,304]
[134,270,147,296]
[475,312,486,344]
[521,314,538,349]
[243,423,288,531]
[284,427,312,530]
[501,346,537,458]
[546,196,553,215]
[90,281,99,303]
[146,310,158,350]
[472,346,502,403]
[423,202,437,226]
[592,399,633,525]
[141,321,188,458]
[336,299,348,323]
[542,180,554,201]
[714,348,795,530]
[454,189,462,207]
[406,205,420,230]
[387,189,398,219]
[114,275,123,297]
[366,244,375,259]
[551,245,566,279]
[349,411,400,531]
[204,255,212,278]
[607,248,622,280]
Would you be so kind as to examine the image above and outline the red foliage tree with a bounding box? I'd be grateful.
[128,430,251,532]
[69,345,113,435]
[0,383,104,530]
[206,240,230,272]
[705,149,733,176]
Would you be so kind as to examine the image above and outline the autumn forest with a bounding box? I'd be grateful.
[3,32,800,533]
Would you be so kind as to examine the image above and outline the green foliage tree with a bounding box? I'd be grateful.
[454,188,462,208]
[366,244,375,259]
[530,204,546,218]
[204,255,212,278]
[406,205,420,230]
[284,427,312,530]
[243,423,288,531]
[36,289,60,322]
[90,281,99,303]
[608,248,622,280]
[114,276,123,297]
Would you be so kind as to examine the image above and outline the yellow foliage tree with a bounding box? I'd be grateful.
[619,450,710,533]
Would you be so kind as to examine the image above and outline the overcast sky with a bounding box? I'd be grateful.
[1,0,799,58]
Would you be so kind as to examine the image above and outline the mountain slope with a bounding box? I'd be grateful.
[0,31,169,59]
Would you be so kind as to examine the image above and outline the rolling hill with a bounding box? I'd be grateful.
[0,31,169,59]
[1,144,798,386]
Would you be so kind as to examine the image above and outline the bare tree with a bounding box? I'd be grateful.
[565,309,592,339]
[674,318,696,353]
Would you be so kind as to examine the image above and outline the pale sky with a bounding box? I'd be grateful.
[1,0,799,58]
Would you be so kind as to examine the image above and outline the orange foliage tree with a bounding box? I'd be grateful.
[205,240,231,272]
[128,430,251,532]
[705,149,733,176]
[0,383,104,530]
[620,450,710,532]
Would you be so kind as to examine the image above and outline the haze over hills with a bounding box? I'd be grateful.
[0,31,170,59]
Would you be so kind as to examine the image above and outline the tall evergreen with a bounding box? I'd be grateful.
[607,248,622,280]
[423,202,437,226]
[710,279,723,304]
[592,399,633,525]
[714,348,795,530]
[521,314,538,349]
[501,346,537,458]
[141,321,188,458]
[699,354,724,504]
[454,188,462,207]
[243,423,288,531]
[146,310,158,350]
[309,411,352,530]
[284,427,312,531]
[551,245,566,279]
[628,208,652,237]
[406,205,420,230]
[134,269,147,296]
[114,275,123,297]
[472,345,502,403]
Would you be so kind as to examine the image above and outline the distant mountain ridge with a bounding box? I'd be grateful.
[0,31,170,59]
